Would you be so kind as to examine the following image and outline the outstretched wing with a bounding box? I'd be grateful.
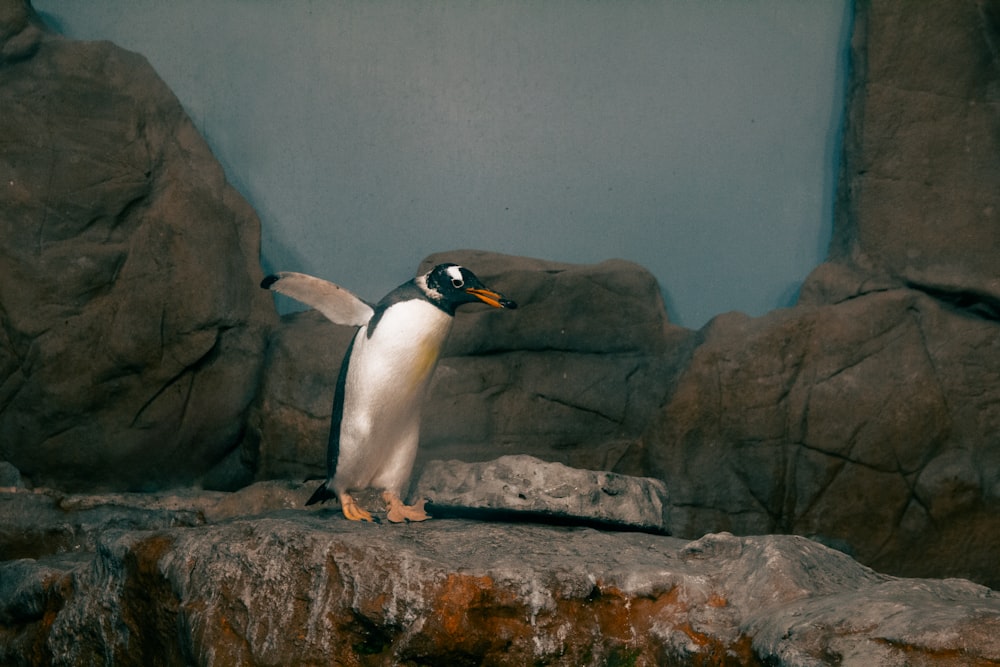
[261,272,374,326]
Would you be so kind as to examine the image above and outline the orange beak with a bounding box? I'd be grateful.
[465,287,516,309]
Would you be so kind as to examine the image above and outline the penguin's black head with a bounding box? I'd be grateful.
[422,263,517,314]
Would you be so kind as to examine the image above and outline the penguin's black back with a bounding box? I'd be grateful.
[327,333,357,474]
[303,332,358,506]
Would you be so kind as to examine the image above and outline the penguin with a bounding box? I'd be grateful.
[261,263,516,523]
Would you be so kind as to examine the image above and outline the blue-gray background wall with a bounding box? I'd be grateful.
[36,1,851,328]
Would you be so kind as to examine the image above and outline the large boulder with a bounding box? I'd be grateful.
[245,250,693,483]
[637,286,1000,588]
[0,2,275,491]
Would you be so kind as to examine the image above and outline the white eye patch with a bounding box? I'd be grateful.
[446,265,465,288]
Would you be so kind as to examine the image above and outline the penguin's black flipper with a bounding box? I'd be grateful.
[262,271,375,327]
[305,482,337,506]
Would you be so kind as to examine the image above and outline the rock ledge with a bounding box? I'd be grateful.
[414,454,670,533]
[1,484,997,667]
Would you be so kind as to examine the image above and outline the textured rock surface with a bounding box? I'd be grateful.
[413,455,670,532]
[0,2,275,491]
[241,309,356,482]
[0,488,206,562]
[638,287,1000,588]
[0,488,997,667]
[827,0,1000,302]
[246,251,693,482]
[0,461,22,490]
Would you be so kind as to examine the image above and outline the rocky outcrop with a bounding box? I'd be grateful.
[244,251,694,483]
[828,0,1000,302]
[2,484,998,667]
[413,454,671,532]
[0,1,276,492]
[638,284,1000,588]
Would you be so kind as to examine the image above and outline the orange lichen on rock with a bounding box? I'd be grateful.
[434,573,497,636]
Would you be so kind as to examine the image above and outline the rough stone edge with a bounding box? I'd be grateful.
[412,454,671,533]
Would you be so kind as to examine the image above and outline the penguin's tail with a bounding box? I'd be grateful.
[305,482,336,506]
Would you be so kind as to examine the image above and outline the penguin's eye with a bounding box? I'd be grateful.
[451,277,464,289]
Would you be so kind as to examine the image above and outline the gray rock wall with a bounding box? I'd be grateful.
[0,2,275,491]
[637,286,1000,586]
[829,0,1000,300]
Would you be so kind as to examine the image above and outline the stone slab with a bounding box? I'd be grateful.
[412,454,670,533]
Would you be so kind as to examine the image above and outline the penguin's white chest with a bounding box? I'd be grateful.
[351,300,453,399]
[336,299,453,488]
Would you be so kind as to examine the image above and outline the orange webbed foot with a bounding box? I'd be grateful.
[340,492,377,523]
[383,492,430,523]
